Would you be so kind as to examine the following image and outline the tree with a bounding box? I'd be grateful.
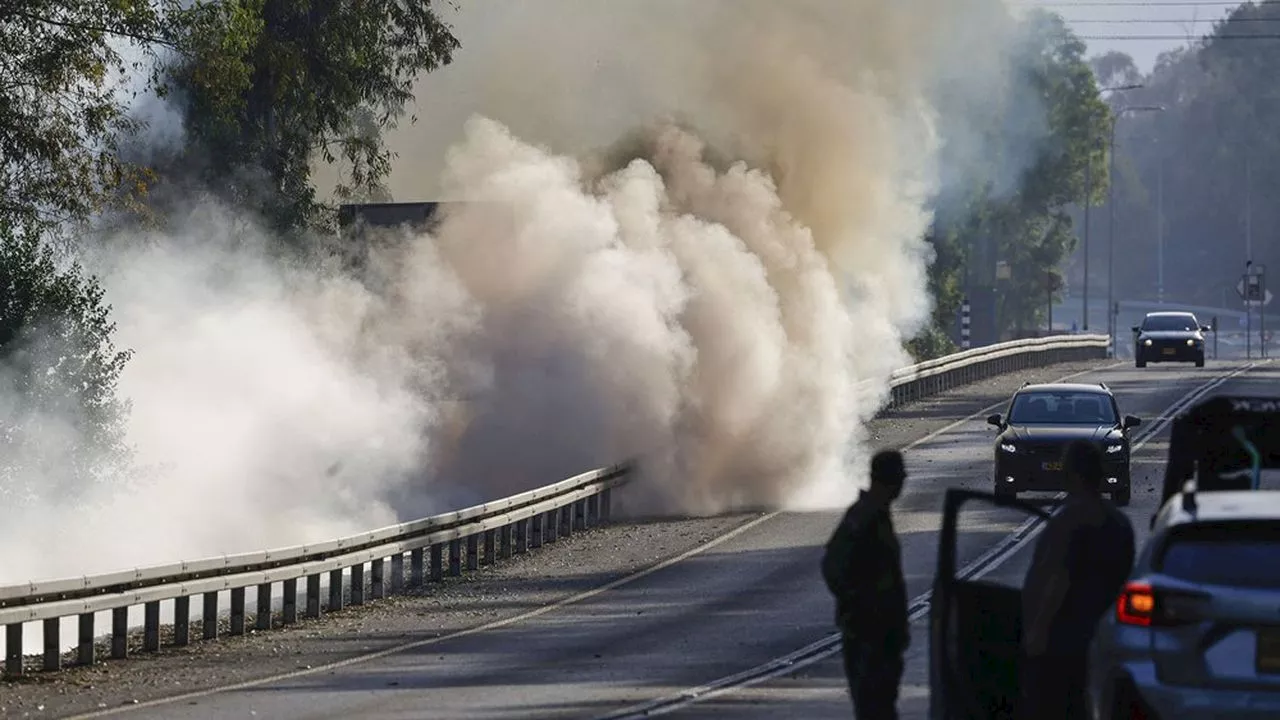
[0,0,160,237]
[919,10,1110,343]
[153,0,461,237]
[0,219,134,499]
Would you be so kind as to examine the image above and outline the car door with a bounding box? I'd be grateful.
[929,488,1053,720]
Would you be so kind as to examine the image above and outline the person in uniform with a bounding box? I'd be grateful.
[821,450,909,719]
[1019,439,1136,720]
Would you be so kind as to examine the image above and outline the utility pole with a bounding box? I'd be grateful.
[1083,160,1091,330]
[1246,156,1253,263]
[1157,157,1164,303]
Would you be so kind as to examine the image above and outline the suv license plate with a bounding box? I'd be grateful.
[1042,462,1063,471]
[1257,628,1280,674]
[1162,348,1177,356]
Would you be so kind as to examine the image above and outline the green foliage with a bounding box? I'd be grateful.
[923,9,1109,340]
[905,325,959,363]
[0,0,160,236]
[0,219,134,496]
[155,0,461,236]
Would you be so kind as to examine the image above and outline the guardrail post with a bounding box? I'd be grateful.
[500,524,514,560]
[256,583,273,629]
[282,580,298,624]
[145,601,161,651]
[602,488,613,522]
[5,623,21,677]
[483,530,497,565]
[175,595,191,646]
[390,554,405,593]
[586,495,599,525]
[203,592,219,640]
[449,539,463,577]
[351,564,366,606]
[546,510,559,543]
[466,535,479,571]
[431,544,444,581]
[560,506,573,537]
[371,558,385,600]
[574,499,586,531]
[328,569,344,612]
[78,613,95,665]
[44,618,61,671]
[530,514,543,549]
[112,608,128,659]
[306,575,321,619]
[411,548,425,587]
[517,518,530,553]
[230,588,247,635]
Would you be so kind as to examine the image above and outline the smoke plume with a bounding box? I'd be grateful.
[0,0,1036,586]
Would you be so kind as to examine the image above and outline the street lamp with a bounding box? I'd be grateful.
[1082,84,1143,333]
[1106,104,1165,356]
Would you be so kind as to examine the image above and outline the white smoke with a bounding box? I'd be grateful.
[0,0,1038,584]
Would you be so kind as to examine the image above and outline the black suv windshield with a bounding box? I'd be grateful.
[1008,391,1117,425]
[1141,315,1198,332]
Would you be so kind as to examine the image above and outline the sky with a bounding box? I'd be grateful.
[1024,0,1244,72]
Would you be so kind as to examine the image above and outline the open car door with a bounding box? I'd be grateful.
[928,488,1053,720]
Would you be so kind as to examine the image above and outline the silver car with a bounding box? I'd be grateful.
[1087,488,1280,719]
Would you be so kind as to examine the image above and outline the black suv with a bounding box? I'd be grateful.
[1133,311,1209,368]
[988,382,1142,505]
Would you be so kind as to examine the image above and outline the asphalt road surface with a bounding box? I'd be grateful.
[97,359,1267,720]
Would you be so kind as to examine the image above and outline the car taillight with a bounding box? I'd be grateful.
[1116,581,1209,627]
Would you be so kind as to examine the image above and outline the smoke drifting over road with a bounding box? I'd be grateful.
[0,0,1035,584]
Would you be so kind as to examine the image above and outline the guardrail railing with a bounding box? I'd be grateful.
[0,333,1109,677]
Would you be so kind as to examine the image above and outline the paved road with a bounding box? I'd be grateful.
[107,360,1259,720]
[662,361,1277,720]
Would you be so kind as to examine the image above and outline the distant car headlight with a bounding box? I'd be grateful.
[1186,338,1195,346]
[1144,339,1153,347]
[1000,443,1017,453]
[1107,443,1124,454]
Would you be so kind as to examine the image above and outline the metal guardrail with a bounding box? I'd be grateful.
[0,333,1109,677]
[883,333,1109,408]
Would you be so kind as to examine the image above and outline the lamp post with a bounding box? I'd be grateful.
[1082,84,1142,333]
[1106,103,1165,356]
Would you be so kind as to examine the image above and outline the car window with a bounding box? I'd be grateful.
[1141,315,1198,332]
[1155,522,1280,590]
[1007,391,1118,425]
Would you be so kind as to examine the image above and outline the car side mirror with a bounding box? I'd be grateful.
[987,413,1003,428]
[1123,415,1142,429]
[1130,326,1141,333]
[1201,325,1212,332]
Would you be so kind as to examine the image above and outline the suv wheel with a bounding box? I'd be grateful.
[994,485,1016,501]
[1135,352,1146,368]
[1195,353,1205,368]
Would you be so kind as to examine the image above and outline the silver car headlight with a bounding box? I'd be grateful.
[1000,442,1017,453]
[1144,339,1153,347]
[1106,443,1124,454]
[1186,339,1195,347]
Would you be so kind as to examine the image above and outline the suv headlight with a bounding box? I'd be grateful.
[1106,443,1124,454]
[1000,442,1017,453]
[1144,339,1153,346]
[1186,338,1195,346]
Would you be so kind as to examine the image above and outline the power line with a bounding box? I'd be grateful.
[1079,33,1280,38]
[1026,1,1280,6]
[1067,18,1280,22]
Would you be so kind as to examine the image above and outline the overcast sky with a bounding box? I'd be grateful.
[1023,0,1243,72]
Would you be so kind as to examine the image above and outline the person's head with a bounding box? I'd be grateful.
[865,450,907,505]
[1062,439,1104,495]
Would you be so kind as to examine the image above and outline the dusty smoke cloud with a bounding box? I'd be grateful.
[0,0,1035,587]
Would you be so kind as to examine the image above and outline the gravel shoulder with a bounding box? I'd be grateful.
[0,358,1112,719]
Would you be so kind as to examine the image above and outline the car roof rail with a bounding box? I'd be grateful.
[1098,382,1109,390]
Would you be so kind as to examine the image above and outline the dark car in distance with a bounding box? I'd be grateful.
[988,382,1142,505]
[1134,311,1210,368]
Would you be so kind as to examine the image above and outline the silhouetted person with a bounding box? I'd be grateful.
[1019,440,1136,720]
[822,450,909,719]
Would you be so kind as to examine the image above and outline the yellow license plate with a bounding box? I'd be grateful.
[1258,628,1280,674]
[1162,348,1177,355]
[1042,462,1063,471]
